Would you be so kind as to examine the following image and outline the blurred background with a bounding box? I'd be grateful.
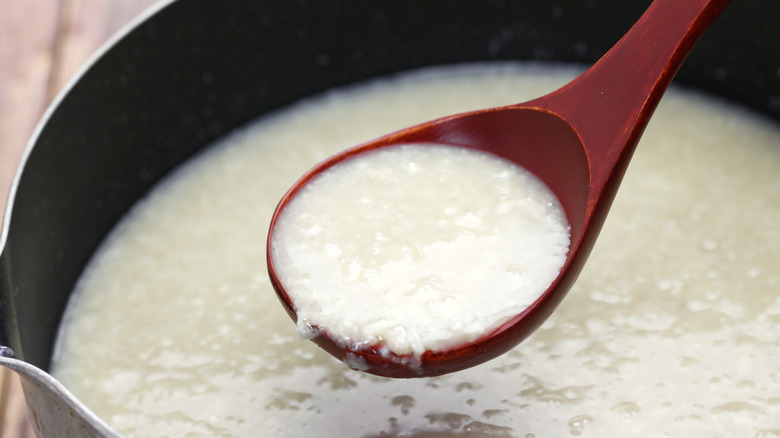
[0,1,160,435]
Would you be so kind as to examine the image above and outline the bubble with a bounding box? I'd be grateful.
[610,401,641,418]
[736,379,756,390]
[482,409,507,419]
[567,415,593,436]
[711,401,764,418]
[391,395,415,415]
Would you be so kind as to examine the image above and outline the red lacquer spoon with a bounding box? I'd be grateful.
[267,0,731,378]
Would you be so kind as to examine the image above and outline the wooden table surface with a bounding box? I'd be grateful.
[0,1,162,436]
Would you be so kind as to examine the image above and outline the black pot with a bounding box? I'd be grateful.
[1,0,777,435]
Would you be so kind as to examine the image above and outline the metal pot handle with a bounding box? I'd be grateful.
[0,354,120,437]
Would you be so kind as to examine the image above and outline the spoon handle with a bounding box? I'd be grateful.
[532,0,731,196]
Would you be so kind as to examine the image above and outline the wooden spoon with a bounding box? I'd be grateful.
[267,0,731,378]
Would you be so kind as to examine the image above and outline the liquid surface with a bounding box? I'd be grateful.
[53,63,780,437]
[271,144,569,358]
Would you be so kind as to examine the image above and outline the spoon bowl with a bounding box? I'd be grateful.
[267,0,731,378]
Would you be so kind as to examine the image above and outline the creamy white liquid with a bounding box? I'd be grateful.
[271,144,569,358]
[52,63,780,437]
